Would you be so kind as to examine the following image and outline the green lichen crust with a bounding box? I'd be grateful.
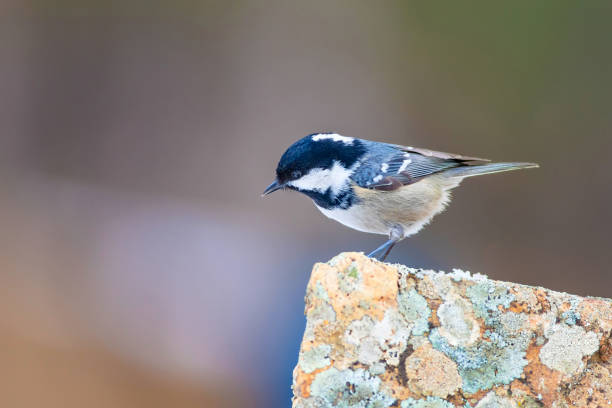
[292,253,612,408]
[400,397,454,408]
[309,368,394,408]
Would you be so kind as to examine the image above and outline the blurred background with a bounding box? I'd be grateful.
[1,1,611,407]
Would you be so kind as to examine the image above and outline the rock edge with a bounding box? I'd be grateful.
[292,252,612,408]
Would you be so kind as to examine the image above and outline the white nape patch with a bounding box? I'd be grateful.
[373,175,383,182]
[398,157,412,173]
[311,133,354,145]
[287,160,352,195]
[380,163,389,173]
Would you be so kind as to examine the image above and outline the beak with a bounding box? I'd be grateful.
[262,180,284,196]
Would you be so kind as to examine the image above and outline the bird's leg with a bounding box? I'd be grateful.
[367,240,395,259]
[367,225,404,261]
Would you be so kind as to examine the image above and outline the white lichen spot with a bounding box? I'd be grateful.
[311,133,355,145]
[437,298,480,347]
[304,302,336,342]
[310,368,394,407]
[299,344,332,373]
[374,309,413,366]
[372,309,412,346]
[369,362,386,376]
[539,324,600,375]
[474,391,517,408]
[358,336,383,365]
[401,396,454,408]
[397,289,431,336]
[447,268,487,282]
[345,315,375,346]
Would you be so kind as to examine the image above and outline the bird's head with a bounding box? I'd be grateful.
[262,133,366,198]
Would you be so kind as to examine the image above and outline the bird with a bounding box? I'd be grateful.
[262,132,538,261]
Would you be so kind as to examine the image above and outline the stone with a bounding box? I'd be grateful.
[292,252,612,408]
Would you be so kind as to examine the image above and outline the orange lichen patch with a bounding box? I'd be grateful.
[427,298,442,327]
[579,298,612,332]
[477,318,488,338]
[293,366,330,399]
[402,343,461,398]
[379,369,415,401]
[313,324,346,359]
[311,253,399,322]
[600,334,612,363]
[533,289,551,313]
[522,343,561,406]
[508,301,529,314]
[510,380,538,403]
[557,301,576,320]
[463,388,491,405]
[566,362,612,407]
[446,393,465,406]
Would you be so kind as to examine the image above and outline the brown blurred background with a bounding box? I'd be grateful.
[1,1,611,407]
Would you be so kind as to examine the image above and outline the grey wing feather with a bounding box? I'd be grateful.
[361,143,490,191]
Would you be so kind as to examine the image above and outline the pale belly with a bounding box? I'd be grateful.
[316,178,454,237]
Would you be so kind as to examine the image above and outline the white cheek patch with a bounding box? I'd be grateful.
[288,161,353,195]
[311,133,354,145]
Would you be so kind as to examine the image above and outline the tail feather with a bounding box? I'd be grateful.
[443,162,539,178]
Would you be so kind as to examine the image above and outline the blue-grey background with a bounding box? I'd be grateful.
[1,1,611,407]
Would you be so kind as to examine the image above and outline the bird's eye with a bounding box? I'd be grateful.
[291,170,302,179]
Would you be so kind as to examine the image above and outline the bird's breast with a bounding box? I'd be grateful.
[315,178,451,237]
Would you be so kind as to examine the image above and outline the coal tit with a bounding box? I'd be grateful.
[263,133,538,261]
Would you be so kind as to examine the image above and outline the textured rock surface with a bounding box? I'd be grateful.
[292,253,612,408]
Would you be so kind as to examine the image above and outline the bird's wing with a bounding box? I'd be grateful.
[358,144,490,191]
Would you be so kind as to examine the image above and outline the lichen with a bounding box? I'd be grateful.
[309,368,394,408]
[327,253,348,267]
[447,268,487,282]
[293,396,328,408]
[466,281,515,323]
[358,300,371,310]
[473,391,517,407]
[299,344,332,373]
[294,253,612,407]
[429,281,530,394]
[427,282,529,393]
[309,302,336,323]
[400,396,454,408]
[369,362,386,376]
[539,324,600,375]
[403,343,462,398]
[372,309,412,347]
[437,298,480,347]
[304,302,337,342]
[348,264,360,279]
[345,316,376,346]
[345,310,411,367]
[560,297,581,326]
[398,289,431,336]
[339,262,362,294]
[315,281,330,302]
[429,327,528,394]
